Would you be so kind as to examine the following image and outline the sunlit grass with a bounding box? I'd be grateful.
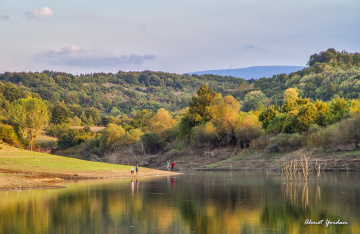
[333,149,360,158]
[34,134,57,144]
[70,126,105,132]
[0,142,130,173]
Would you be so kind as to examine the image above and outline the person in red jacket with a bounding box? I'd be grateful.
[171,161,175,171]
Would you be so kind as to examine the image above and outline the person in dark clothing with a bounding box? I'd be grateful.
[171,161,175,171]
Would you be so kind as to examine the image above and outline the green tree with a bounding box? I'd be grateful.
[314,100,330,126]
[188,85,220,123]
[330,97,348,119]
[141,132,160,154]
[130,109,154,130]
[296,103,318,132]
[10,97,50,150]
[83,107,101,125]
[57,127,92,149]
[0,124,20,146]
[259,105,277,129]
[69,104,83,118]
[51,102,70,125]
[243,90,267,112]
[99,124,125,154]
[281,88,299,113]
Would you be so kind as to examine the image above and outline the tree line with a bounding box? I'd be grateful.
[0,48,360,163]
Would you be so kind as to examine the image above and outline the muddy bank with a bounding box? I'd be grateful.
[0,168,180,191]
[147,145,360,172]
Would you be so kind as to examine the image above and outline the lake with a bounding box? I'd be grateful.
[0,171,359,233]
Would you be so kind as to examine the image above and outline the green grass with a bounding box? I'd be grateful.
[332,149,360,158]
[34,134,57,144]
[0,142,130,173]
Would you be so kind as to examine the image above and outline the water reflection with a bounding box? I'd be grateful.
[0,172,359,233]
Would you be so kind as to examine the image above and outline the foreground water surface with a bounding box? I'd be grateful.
[0,171,359,233]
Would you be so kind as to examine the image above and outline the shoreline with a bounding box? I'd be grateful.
[0,168,181,191]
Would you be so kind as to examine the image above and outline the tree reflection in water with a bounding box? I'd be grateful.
[0,172,359,233]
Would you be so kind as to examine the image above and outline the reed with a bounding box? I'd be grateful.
[315,159,321,179]
[300,154,311,182]
[282,159,298,182]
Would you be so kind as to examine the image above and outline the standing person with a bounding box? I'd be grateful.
[131,166,134,174]
[136,164,139,174]
[171,161,175,171]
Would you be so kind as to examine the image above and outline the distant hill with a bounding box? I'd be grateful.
[189,66,305,79]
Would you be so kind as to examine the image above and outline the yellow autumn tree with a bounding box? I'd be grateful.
[234,113,263,148]
[147,108,175,135]
[349,99,360,116]
[210,95,241,144]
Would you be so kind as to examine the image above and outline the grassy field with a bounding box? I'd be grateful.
[34,133,57,144]
[70,126,105,132]
[0,142,177,190]
[0,142,128,172]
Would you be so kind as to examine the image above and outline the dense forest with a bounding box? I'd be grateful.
[1,48,360,165]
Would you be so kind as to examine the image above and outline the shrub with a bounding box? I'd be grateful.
[45,123,71,137]
[249,135,270,150]
[37,140,57,151]
[0,124,20,146]
[270,133,304,150]
[141,132,160,154]
[306,115,360,147]
[57,128,92,149]
[235,114,264,148]
[329,115,360,145]
[266,114,286,134]
[191,122,217,147]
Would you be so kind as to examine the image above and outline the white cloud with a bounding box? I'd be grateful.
[36,45,155,68]
[0,15,10,20]
[27,7,54,19]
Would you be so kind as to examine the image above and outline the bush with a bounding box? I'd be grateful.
[235,114,264,148]
[266,114,286,134]
[270,133,304,150]
[0,124,20,146]
[57,128,92,149]
[249,135,270,150]
[305,115,360,147]
[191,122,217,147]
[79,138,100,157]
[141,132,160,154]
[235,124,263,148]
[45,123,71,137]
[37,140,57,151]
[327,115,360,146]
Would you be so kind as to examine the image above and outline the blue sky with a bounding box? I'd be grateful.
[1,0,359,74]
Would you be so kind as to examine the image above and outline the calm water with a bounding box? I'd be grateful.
[0,171,359,233]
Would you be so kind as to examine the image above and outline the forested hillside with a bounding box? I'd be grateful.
[0,71,245,116]
[0,48,360,165]
[1,48,359,118]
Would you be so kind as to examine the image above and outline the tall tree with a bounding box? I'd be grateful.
[51,102,70,125]
[10,97,50,150]
[188,85,220,123]
[243,90,267,112]
[147,108,175,135]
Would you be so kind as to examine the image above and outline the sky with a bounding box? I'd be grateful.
[1,0,359,75]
